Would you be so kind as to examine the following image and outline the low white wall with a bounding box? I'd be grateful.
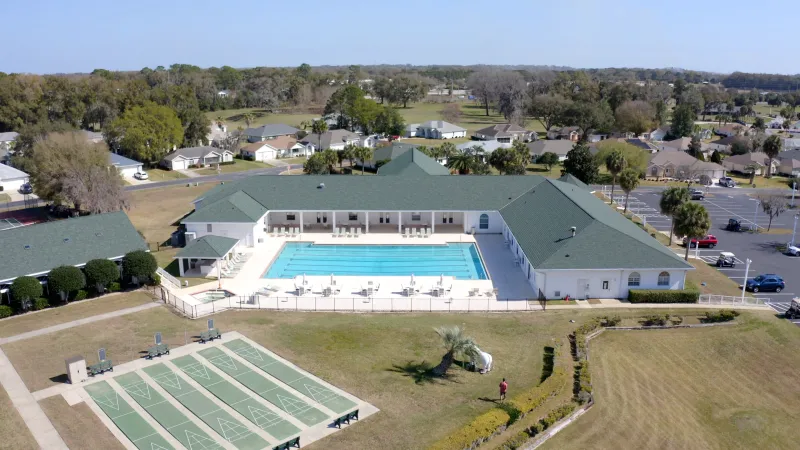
[464,211,503,234]
[537,269,687,299]
[185,222,255,247]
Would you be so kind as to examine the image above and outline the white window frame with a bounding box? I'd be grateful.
[628,272,641,287]
[657,271,670,286]
[207,224,212,232]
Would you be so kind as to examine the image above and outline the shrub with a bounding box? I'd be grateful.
[11,276,43,312]
[84,259,120,294]
[670,316,684,325]
[148,273,161,287]
[109,281,121,292]
[33,298,49,311]
[48,266,86,302]
[603,315,622,326]
[73,290,89,301]
[122,250,157,285]
[628,289,699,303]
[702,309,740,323]
[508,368,567,414]
[574,360,592,403]
[522,403,577,438]
[641,314,670,326]
[428,408,511,450]
[0,305,12,318]
[499,431,530,450]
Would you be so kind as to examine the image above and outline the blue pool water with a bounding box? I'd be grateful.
[263,243,488,280]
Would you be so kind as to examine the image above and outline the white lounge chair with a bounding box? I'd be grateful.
[332,227,339,237]
[294,227,300,237]
[416,228,422,238]
[355,227,361,237]
[280,226,287,236]
[271,227,278,237]
[424,228,430,238]
[337,227,344,237]
[345,228,351,237]
[402,227,408,238]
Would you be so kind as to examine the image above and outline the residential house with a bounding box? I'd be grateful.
[416,121,467,139]
[708,136,748,154]
[109,152,143,178]
[0,212,147,289]
[405,123,420,138]
[457,140,512,160]
[623,138,658,153]
[181,172,692,299]
[243,124,300,143]
[647,151,725,180]
[240,136,309,161]
[0,132,18,152]
[473,124,534,143]
[546,126,580,141]
[649,126,670,141]
[207,122,228,146]
[161,146,234,170]
[768,116,787,129]
[778,158,800,177]
[783,137,800,151]
[527,140,575,162]
[715,123,747,137]
[376,149,450,176]
[0,163,29,193]
[300,129,360,152]
[722,152,777,176]
[366,142,420,169]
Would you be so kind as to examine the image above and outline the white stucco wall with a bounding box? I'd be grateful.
[184,222,257,247]
[536,269,687,299]
[464,211,503,234]
[0,178,26,192]
[117,165,143,177]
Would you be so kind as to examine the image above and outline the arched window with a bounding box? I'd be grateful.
[479,214,489,229]
[628,272,640,287]
[658,271,670,286]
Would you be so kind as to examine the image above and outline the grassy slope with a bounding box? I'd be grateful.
[0,384,37,450]
[542,311,800,449]
[195,159,274,175]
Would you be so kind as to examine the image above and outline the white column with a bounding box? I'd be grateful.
[431,211,435,234]
[264,212,269,235]
[365,211,369,233]
[398,212,402,233]
[299,212,303,233]
[332,211,336,229]
[217,258,222,289]
[179,259,185,276]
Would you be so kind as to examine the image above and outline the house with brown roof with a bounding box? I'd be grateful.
[722,152,777,176]
[473,124,535,143]
[715,123,748,137]
[647,151,725,180]
[546,126,580,141]
[240,136,309,161]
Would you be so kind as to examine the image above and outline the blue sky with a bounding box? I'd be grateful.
[2,0,795,75]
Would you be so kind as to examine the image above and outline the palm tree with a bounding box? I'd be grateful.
[321,149,338,174]
[762,134,782,177]
[659,187,690,246]
[432,326,479,376]
[447,152,475,174]
[242,112,255,128]
[354,146,374,175]
[605,150,627,204]
[673,202,711,260]
[619,168,640,213]
[311,120,328,153]
[743,163,759,185]
[438,142,458,164]
[340,144,356,169]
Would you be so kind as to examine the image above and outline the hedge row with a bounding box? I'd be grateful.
[628,289,699,304]
[702,309,740,323]
[428,408,511,450]
[572,315,619,361]
[498,403,578,450]
[574,361,592,404]
[508,368,568,414]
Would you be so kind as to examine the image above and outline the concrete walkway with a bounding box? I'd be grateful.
[0,348,68,449]
[177,169,202,178]
[0,302,160,345]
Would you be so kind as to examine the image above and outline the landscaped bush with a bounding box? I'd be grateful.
[428,408,511,450]
[33,298,49,311]
[574,360,592,404]
[499,431,530,450]
[640,314,670,326]
[702,309,740,323]
[122,250,157,285]
[243,154,255,161]
[148,273,161,287]
[73,290,89,301]
[48,265,86,302]
[10,276,43,312]
[84,259,120,294]
[109,281,121,292]
[0,305,12,318]
[515,403,577,441]
[508,368,567,414]
[628,289,699,303]
[670,315,684,325]
[603,315,622,326]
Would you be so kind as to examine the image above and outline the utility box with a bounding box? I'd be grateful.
[65,356,87,384]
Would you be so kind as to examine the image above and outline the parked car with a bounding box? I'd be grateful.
[684,234,718,248]
[134,171,149,180]
[18,183,33,195]
[719,177,736,188]
[745,274,785,293]
[788,245,800,256]
[716,252,736,267]
[725,218,742,232]
[785,298,800,319]
[689,189,705,200]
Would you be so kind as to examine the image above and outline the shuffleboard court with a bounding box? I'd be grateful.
[224,339,357,414]
[84,381,175,450]
[114,372,225,450]
[142,364,268,450]
[198,346,329,427]
[172,354,301,442]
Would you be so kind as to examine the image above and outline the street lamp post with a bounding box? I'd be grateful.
[793,182,797,208]
[753,200,760,230]
[792,214,799,248]
[741,258,752,302]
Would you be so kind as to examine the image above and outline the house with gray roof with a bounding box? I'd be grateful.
[0,163,29,193]
[160,146,234,171]
[457,140,512,158]
[527,140,575,161]
[415,121,467,139]
[243,124,300,143]
[0,132,18,151]
[300,129,360,151]
[180,172,692,299]
[109,152,143,177]
[377,149,450,176]
[0,211,147,286]
[473,124,534,143]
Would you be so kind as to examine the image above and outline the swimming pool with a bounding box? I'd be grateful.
[263,243,488,280]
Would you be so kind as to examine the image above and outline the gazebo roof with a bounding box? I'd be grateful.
[176,235,239,259]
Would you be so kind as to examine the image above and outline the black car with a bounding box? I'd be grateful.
[19,183,33,195]
[689,189,704,200]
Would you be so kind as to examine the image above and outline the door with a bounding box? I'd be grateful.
[577,279,589,300]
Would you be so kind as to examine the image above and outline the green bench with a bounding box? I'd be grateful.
[272,437,299,450]
[333,410,359,428]
[199,328,222,343]
[88,359,113,376]
[146,343,170,359]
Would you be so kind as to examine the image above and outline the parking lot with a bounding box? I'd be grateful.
[607,187,800,318]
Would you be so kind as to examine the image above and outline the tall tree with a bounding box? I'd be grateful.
[388,75,427,108]
[687,136,703,158]
[29,132,129,213]
[311,119,328,152]
[467,70,498,116]
[528,94,571,131]
[659,187,690,246]
[106,102,183,163]
[762,134,782,177]
[710,150,723,164]
[619,168,640,213]
[670,104,695,138]
[432,326,479,377]
[614,100,655,136]
[563,143,598,184]
[495,72,527,124]
[562,101,614,141]
[354,146,374,175]
[374,107,405,137]
[756,194,787,231]
[604,150,627,204]
[673,202,711,260]
[753,116,766,132]
[537,152,560,172]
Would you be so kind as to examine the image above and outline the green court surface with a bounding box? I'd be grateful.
[142,364,268,450]
[84,381,175,450]
[224,339,357,414]
[198,346,329,427]
[172,354,301,441]
[114,372,225,450]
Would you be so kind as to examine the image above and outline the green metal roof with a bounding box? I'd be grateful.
[372,142,418,163]
[176,235,239,259]
[557,173,589,191]
[0,211,148,282]
[186,175,691,270]
[186,190,268,224]
[377,149,450,176]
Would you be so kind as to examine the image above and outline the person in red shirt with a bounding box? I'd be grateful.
[499,378,508,401]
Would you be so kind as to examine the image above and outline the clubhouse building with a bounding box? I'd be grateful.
[179,149,692,300]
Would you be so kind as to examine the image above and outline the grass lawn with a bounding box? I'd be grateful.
[0,292,154,339]
[280,157,308,164]
[0,193,11,203]
[526,163,562,178]
[0,384,37,450]
[542,312,800,449]
[728,173,792,190]
[146,167,187,181]
[40,395,124,450]
[195,159,274,175]
[152,247,210,287]
[126,184,213,244]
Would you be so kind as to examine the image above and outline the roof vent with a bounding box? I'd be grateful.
[570,226,576,237]
[24,245,31,250]
[318,183,325,189]
[64,238,70,242]
[95,232,102,237]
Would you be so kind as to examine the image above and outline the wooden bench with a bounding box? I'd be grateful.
[88,359,113,376]
[272,437,300,450]
[333,410,359,428]
[199,328,222,343]
[147,343,170,359]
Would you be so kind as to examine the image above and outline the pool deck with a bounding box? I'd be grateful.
[169,233,537,314]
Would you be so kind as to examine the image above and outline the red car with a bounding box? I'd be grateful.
[684,234,717,248]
